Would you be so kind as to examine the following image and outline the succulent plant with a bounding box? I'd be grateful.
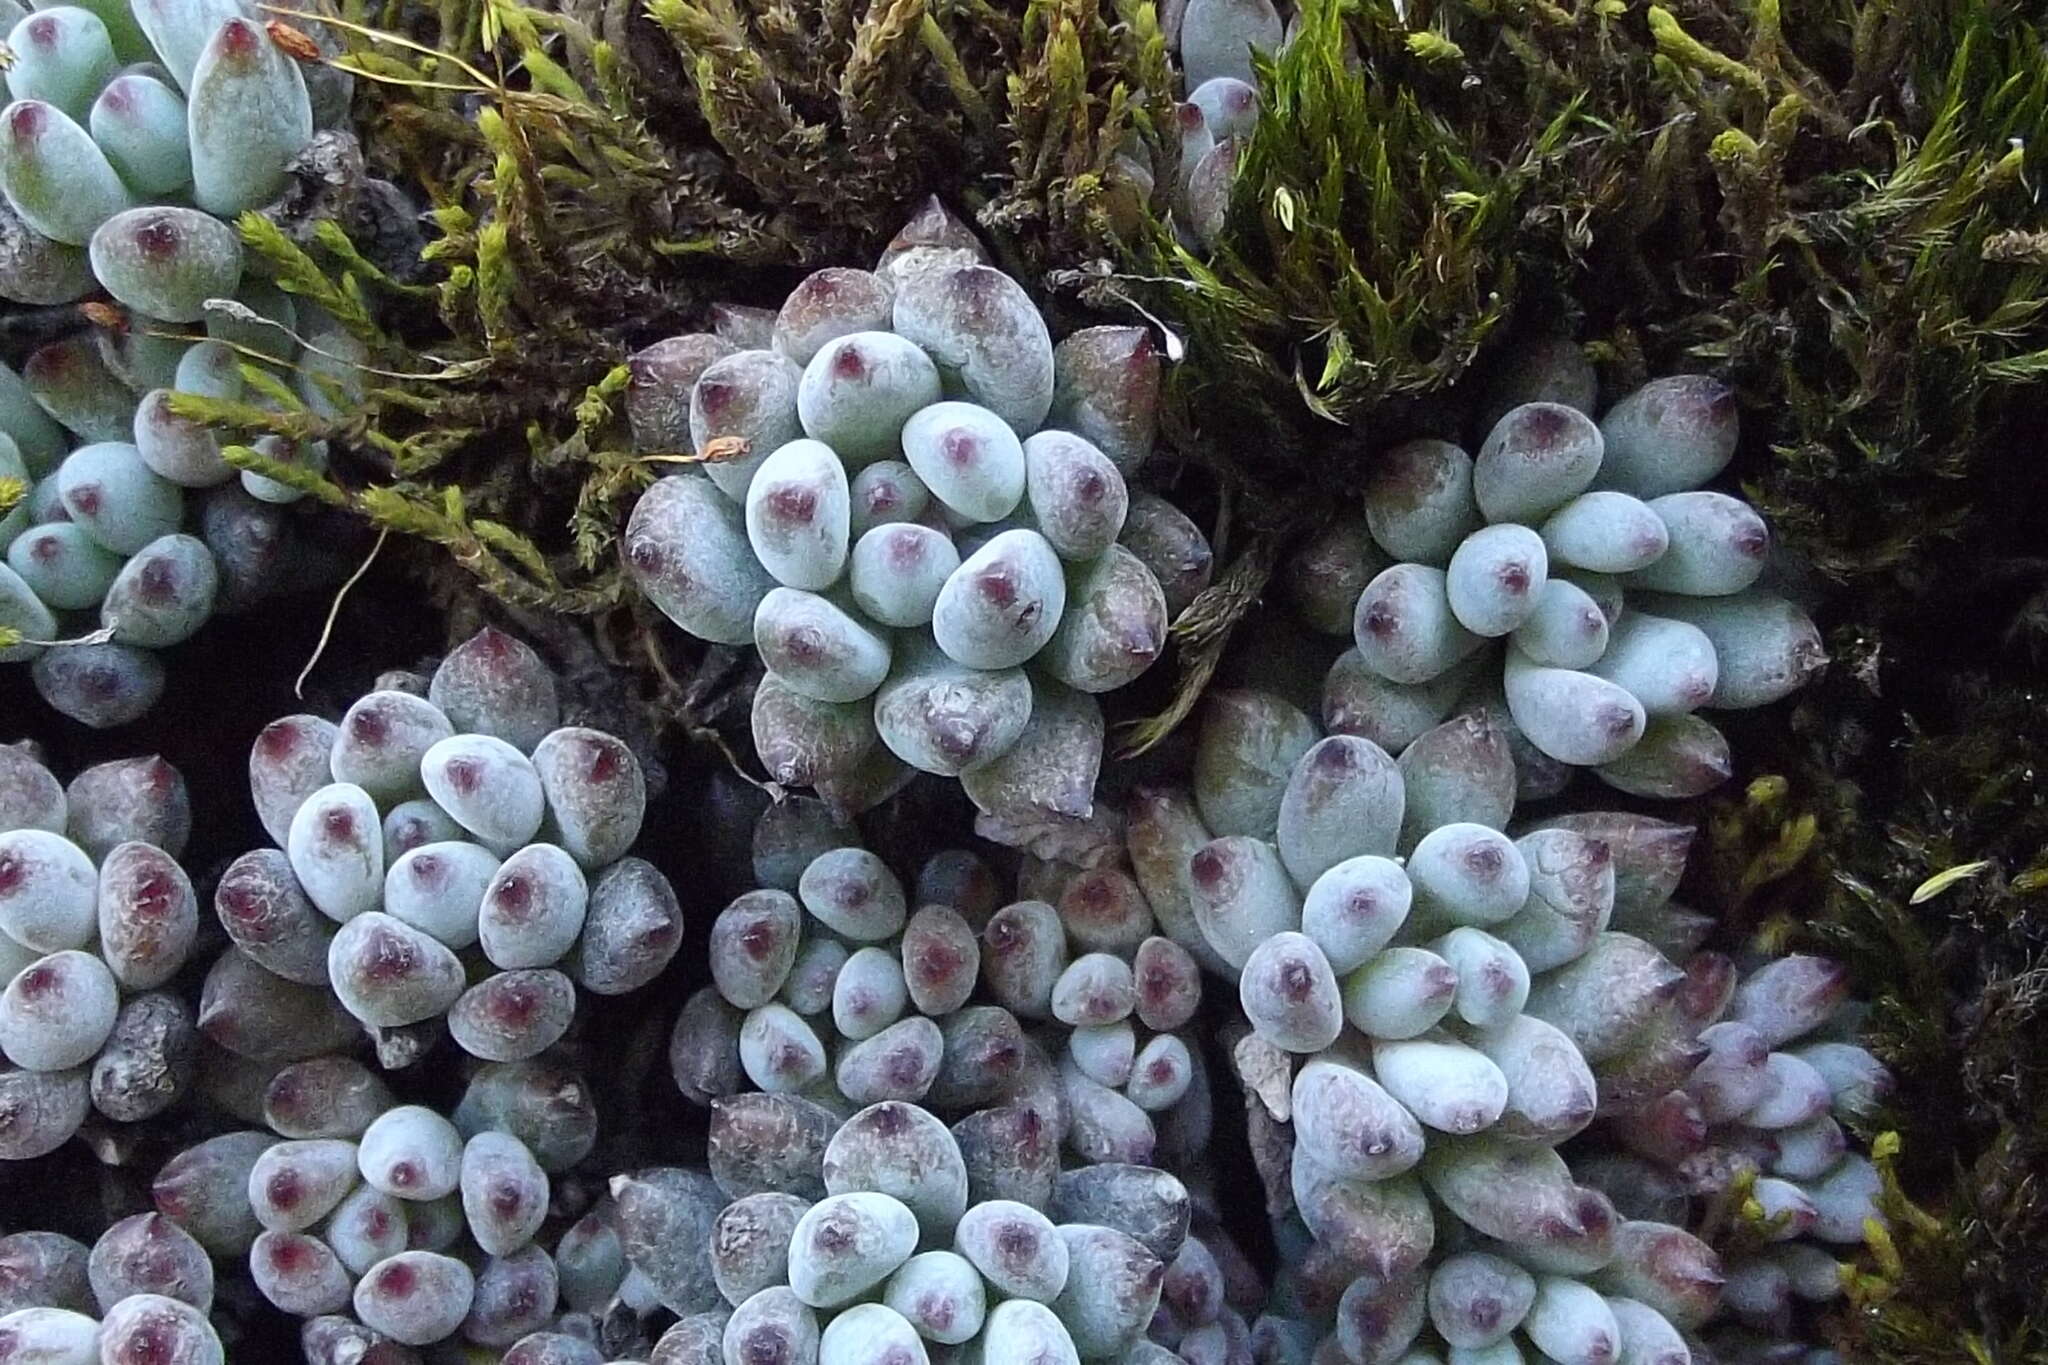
[0,0,362,725]
[139,1052,610,1355]
[613,1095,1278,1365]
[0,1289,226,1365]
[1577,954,1888,1365]
[1271,356,1827,804]
[0,626,1875,1364]
[229,1106,545,1333]
[16,629,680,1354]
[622,201,1192,839]
[0,98,1875,1358]
[677,796,1215,1187]
[216,626,679,1066]
[1117,669,1877,1365]
[0,742,201,1157]
[0,1211,225,1361]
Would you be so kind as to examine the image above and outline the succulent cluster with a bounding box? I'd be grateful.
[0,78,1889,1348]
[146,897,1232,1364]
[621,202,1184,829]
[1286,355,1825,802]
[674,802,1215,1174]
[1154,0,1284,250]
[80,626,687,1358]
[0,1214,243,1364]
[222,626,679,1064]
[1081,684,1883,1364]
[0,1228,224,1365]
[241,1104,554,1340]
[1171,81,1257,252]
[0,0,359,726]
[608,1114,1269,1365]
[0,743,201,1157]
[641,801,1275,1363]
[1581,954,1887,1364]
[0,585,1876,1365]
[136,1045,606,1358]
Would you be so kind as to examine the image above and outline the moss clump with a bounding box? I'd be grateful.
[1782,661,2048,1365]
[1104,0,2045,541]
[1078,2,2036,777]
[1674,652,2047,1363]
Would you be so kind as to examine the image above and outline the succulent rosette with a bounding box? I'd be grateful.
[611,1112,1250,1365]
[0,0,364,725]
[216,627,680,1067]
[1281,350,1827,808]
[0,49,1872,1351]
[1111,676,1878,1365]
[680,799,1212,1155]
[137,1051,611,1360]
[621,201,1209,844]
[80,628,670,1359]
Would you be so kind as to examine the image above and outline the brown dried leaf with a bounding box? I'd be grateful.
[266,19,325,61]
[699,434,751,465]
[79,302,127,333]
[1245,1098,1296,1218]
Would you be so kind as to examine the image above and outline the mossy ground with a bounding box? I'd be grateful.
[13,0,2044,1354]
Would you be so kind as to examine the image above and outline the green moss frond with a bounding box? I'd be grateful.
[239,211,393,347]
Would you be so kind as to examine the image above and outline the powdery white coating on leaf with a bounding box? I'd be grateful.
[1353,563,1484,686]
[1596,375,1740,499]
[745,438,851,591]
[0,98,133,244]
[797,331,942,467]
[623,474,776,646]
[1474,402,1604,524]
[753,587,891,704]
[185,18,313,217]
[873,641,1032,777]
[420,735,545,856]
[86,206,239,322]
[285,783,383,923]
[901,400,1026,524]
[890,266,1054,435]
[931,529,1067,672]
